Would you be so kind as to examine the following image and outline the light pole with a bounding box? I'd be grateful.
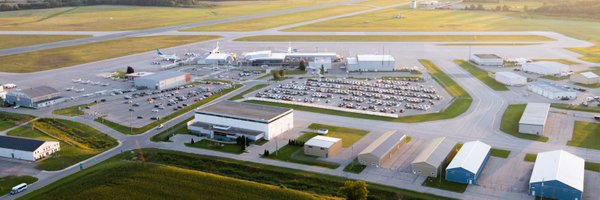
[129,108,134,135]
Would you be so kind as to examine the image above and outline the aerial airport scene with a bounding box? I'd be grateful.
[0,0,599,199]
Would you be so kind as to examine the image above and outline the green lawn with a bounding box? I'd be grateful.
[586,162,600,172]
[454,60,509,91]
[422,172,467,193]
[531,59,579,65]
[235,35,553,42]
[567,121,600,150]
[490,148,511,158]
[0,176,38,196]
[540,75,570,81]
[22,148,454,200]
[33,118,117,150]
[500,104,550,142]
[0,35,221,73]
[97,84,242,135]
[186,140,243,154]
[0,111,35,131]
[229,84,269,101]
[343,159,367,174]
[307,123,369,147]
[551,103,600,113]
[524,153,537,162]
[0,35,90,50]
[52,102,96,116]
[266,145,340,169]
[150,116,194,142]
[437,43,539,46]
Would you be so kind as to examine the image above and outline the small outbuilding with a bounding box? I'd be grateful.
[357,131,406,167]
[471,54,503,66]
[446,140,491,185]
[570,71,599,85]
[4,86,64,108]
[0,135,60,161]
[528,81,576,100]
[495,71,527,86]
[411,137,457,177]
[519,103,550,135]
[303,136,342,158]
[529,150,584,200]
[522,61,570,75]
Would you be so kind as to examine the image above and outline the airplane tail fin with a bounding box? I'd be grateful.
[157,49,163,55]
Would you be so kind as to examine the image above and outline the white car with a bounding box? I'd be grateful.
[151,109,159,112]
[316,128,329,135]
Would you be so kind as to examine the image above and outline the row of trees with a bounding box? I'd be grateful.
[0,0,199,11]
[531,1,600,19]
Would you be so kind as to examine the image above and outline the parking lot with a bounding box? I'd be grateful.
[87,81,233,128]
[477,154,533,194]
[254,77,450,116]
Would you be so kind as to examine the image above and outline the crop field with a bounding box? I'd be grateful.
[184,5,370,32]
[0,34,90,50]
[0,35,220,73]
[235,35,554,42]
[0,0,345,31]
[8,119,116,171]
[0,176,38,196]
[567,121,600,150]
[500,104,549,142]
[0,111,34,131]
[454,60,509,91]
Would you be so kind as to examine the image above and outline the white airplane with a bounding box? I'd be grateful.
[210,41,220,54]
[72,78,82,83]
[157,49,178,62]
[74,88,85,93]
[64,86,74,91]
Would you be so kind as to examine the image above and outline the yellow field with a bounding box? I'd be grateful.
[0,35,220,73]
[0,0,344,31]
[359,0,410,6]
[454,0,544,11]
[235,35,553,42]
[0,34,90,50]
[184,5,370,32]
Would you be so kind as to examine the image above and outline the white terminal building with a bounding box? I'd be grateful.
[0,135,60,161]
[134,71,191,90]
[199,53,235,66]
[471,54,504,66]
[522,61,570,75]
[347,54,396,72]
[528,81,576,100]
[570,71,600,85]
[188,101,293,142]
[495,71,527,86]
[519,103,550,135]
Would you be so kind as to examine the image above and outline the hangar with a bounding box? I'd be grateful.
[347,55,396,72]
[522,61,570,75]
[495,71,527,86]
[4,86,64,108]
[0,135,60,161]
[528,81,576,100]
[201,53,235,65]
[303,136,342,158]
[357,131,406,167]
[134,71,191,90]
[570,71,599,85]
[411,137,457,177]
[471,54,503,66]
[188,101,293,141]
[519,103,550,135]
[446,140,491,185]
[529,150,584,200]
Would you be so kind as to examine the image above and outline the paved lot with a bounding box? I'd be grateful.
[477,154,534,194]
[544,112,575,145]
[0,158,40,177]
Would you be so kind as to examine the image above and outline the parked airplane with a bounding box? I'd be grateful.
[64,86,74,91]
[157,49,178,62]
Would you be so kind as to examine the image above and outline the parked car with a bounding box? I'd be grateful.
[317,128,329,135]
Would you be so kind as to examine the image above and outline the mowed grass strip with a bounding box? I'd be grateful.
[52,102,96,117]
[0,176,38,196]
[567,121,600,150]
[266,144,340,169]
[490,148,511,158]
[185,5,369,32]
[500,104,549,142]
[235,35,553,42]
[0,111,35,131]
[0,35,221,73]
[307,123,368,147]
[186,140,244,154]
[0,34,90,50]
[551,103,600,113]
[454,59,509,91]
[229,84,269,101]
[150,116,194,142]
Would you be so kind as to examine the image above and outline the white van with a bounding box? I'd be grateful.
[10,183,27,195]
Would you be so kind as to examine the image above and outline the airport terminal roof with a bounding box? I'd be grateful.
[528,81,572,93]
[519,103,550,126]
[0,135,49,152]
[356,54,395,62]
[530,150,584,191]
[359,131,405,159]
[446,140,491,174]
[137,71,186,81]
[412,137,457,167]
[205,53,232,60]
[305,136,341,148]
[10,86,59,99]
[474,54,502,59]
[525,61,569,69]
[580,71,599,79]
[496,71,525,79]
[196,101,293,123]
[285,52,337,57]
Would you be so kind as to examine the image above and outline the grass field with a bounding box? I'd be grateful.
[97,84,242,135]
[0,35,90,50]
[52,102,96,117]
[185,5,369,32]
[229,84,269,100]
[343,158,367,174]
[306,123,368,147]
[500,104,549,142]
[531,59,579,65]
[0,35,220,73]
[422,171,467,193]
[0,111,34,131]
[235,35,553,42]
[567,121,600,150]
[524,153,537,162]
[22,148,454,200]
[454,60,509,91]
[540,75,570,81]
[150,116,194,142]
[490,148,511,158]
[186,139,243,154]
[551,103,600,113]
[0,176,38,196]
[437,43,539,46]
[266,144,340,169]
[0,0,345,31]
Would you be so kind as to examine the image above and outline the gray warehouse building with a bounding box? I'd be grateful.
[134,71,191,90]
[347,54,395,72]
[4,86,64,108]
[470,54,503,66]
[519,103,550,135]
[357,131,406,167]
[411,137,457,177]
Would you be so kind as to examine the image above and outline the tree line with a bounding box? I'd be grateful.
[0,0,199,11]
[531,0,600,19]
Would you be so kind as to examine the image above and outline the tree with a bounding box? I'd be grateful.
[273,72,281,80]
[320,65,325,75]
[339,180,368,200]
[298,60,306,71]
[190,138,195,144]
[236,136,242,145]
[278,69,286,77]
[126,66,135,74]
